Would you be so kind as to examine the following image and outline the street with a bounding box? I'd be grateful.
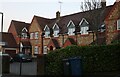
[10,60,37,75]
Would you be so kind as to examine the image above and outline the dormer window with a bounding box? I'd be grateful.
[80,27,89,34]
[117,19,120,30]
[21,27,28,39]
[67,20,75,35]
[21,33,27,39]
[79,18,89,35]
[53,23,59,37]
[44,25,50,38]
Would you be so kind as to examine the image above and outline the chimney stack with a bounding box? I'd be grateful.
[101,0,106,8]
[56,11,60,20]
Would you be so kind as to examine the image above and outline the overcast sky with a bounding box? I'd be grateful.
[0,0,116,32]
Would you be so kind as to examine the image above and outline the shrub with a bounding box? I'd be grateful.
[45,44,120,75]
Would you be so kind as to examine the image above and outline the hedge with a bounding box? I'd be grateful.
[45,44,120,75]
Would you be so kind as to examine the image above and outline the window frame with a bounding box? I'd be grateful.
[80,26,89,35]
[43,46,48,54]
[34,46,39,54]
[30,33,34,39]
[53,23,59,37]
[44,25,50,38]
[35,32,39,39]
[67,20,75,35]
[21,33,27,39]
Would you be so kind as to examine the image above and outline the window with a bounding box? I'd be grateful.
[34,46,39,54]
[68,28,75,35]
[44,25,50,38]
[53,23,59,37]
[43,46,47,54]
[53,30,59,37]
[35,32,39,39]
[30,33,34,39]
[117,19,120,30]
[80,27,89,34]
[21,33,27,39]
[67,21,75,35]
[45,31,50,38]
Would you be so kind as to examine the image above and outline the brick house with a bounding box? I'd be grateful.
[29,1,114,56]
[8,20,32,55]
[7,0,120,56]
[0,32,17,57]
[105,0,120,44]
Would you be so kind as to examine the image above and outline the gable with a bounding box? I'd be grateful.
[44,25,50,31]
[79,18,89,27]
[29,17,41,32]
[67,20,75,28]
[53,23,59,30]
[22,27,28,32]
[63,38,76,47]
[8,21,18,35]
[47,39,60,48]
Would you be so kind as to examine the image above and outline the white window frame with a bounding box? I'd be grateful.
[68,28,75,35]
[67,20,75,35]
[45,31,50,38]
[34,46,39,54]
[30,33,34,39]
[117,19,120,30]
[53,30,59,37]
[44,25,50,38]
[80,26,89,35]
[53,23,59,37]
[43,46,48,54]
[35,32,39,39]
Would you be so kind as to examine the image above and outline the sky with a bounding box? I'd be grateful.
[0,0,116,32]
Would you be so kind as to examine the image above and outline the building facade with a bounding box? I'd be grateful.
[8,20,32,55]
[7,0,120,57]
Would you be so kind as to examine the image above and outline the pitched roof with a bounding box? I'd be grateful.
[47,39,60,48]
[0,32,18,48]
[34,5,113,34]
[63,38,76,47]
[11,20,30,35]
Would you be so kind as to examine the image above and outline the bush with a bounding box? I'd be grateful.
[45,44,120,75]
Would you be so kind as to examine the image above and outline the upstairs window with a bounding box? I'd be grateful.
[44,25,50,38]
[80,27,89,34]
[21,27,28,39]
[79,18,89,35]
[30,33,34,39]
[21,33,27,39]
[117,19,120,30]
[35,32,39,39]
[53,23,59,37]
[67,20,75,35]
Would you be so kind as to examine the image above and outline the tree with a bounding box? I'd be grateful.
[80,0,106,45]
[80,0,101,11]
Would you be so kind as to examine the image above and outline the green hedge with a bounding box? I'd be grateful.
[45,44,120,75]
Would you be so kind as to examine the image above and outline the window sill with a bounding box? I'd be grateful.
[81,34,89,36]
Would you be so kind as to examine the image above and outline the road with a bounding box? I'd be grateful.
[10,61,37,75]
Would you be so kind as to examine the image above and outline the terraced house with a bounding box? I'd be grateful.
[7,0,120,57]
